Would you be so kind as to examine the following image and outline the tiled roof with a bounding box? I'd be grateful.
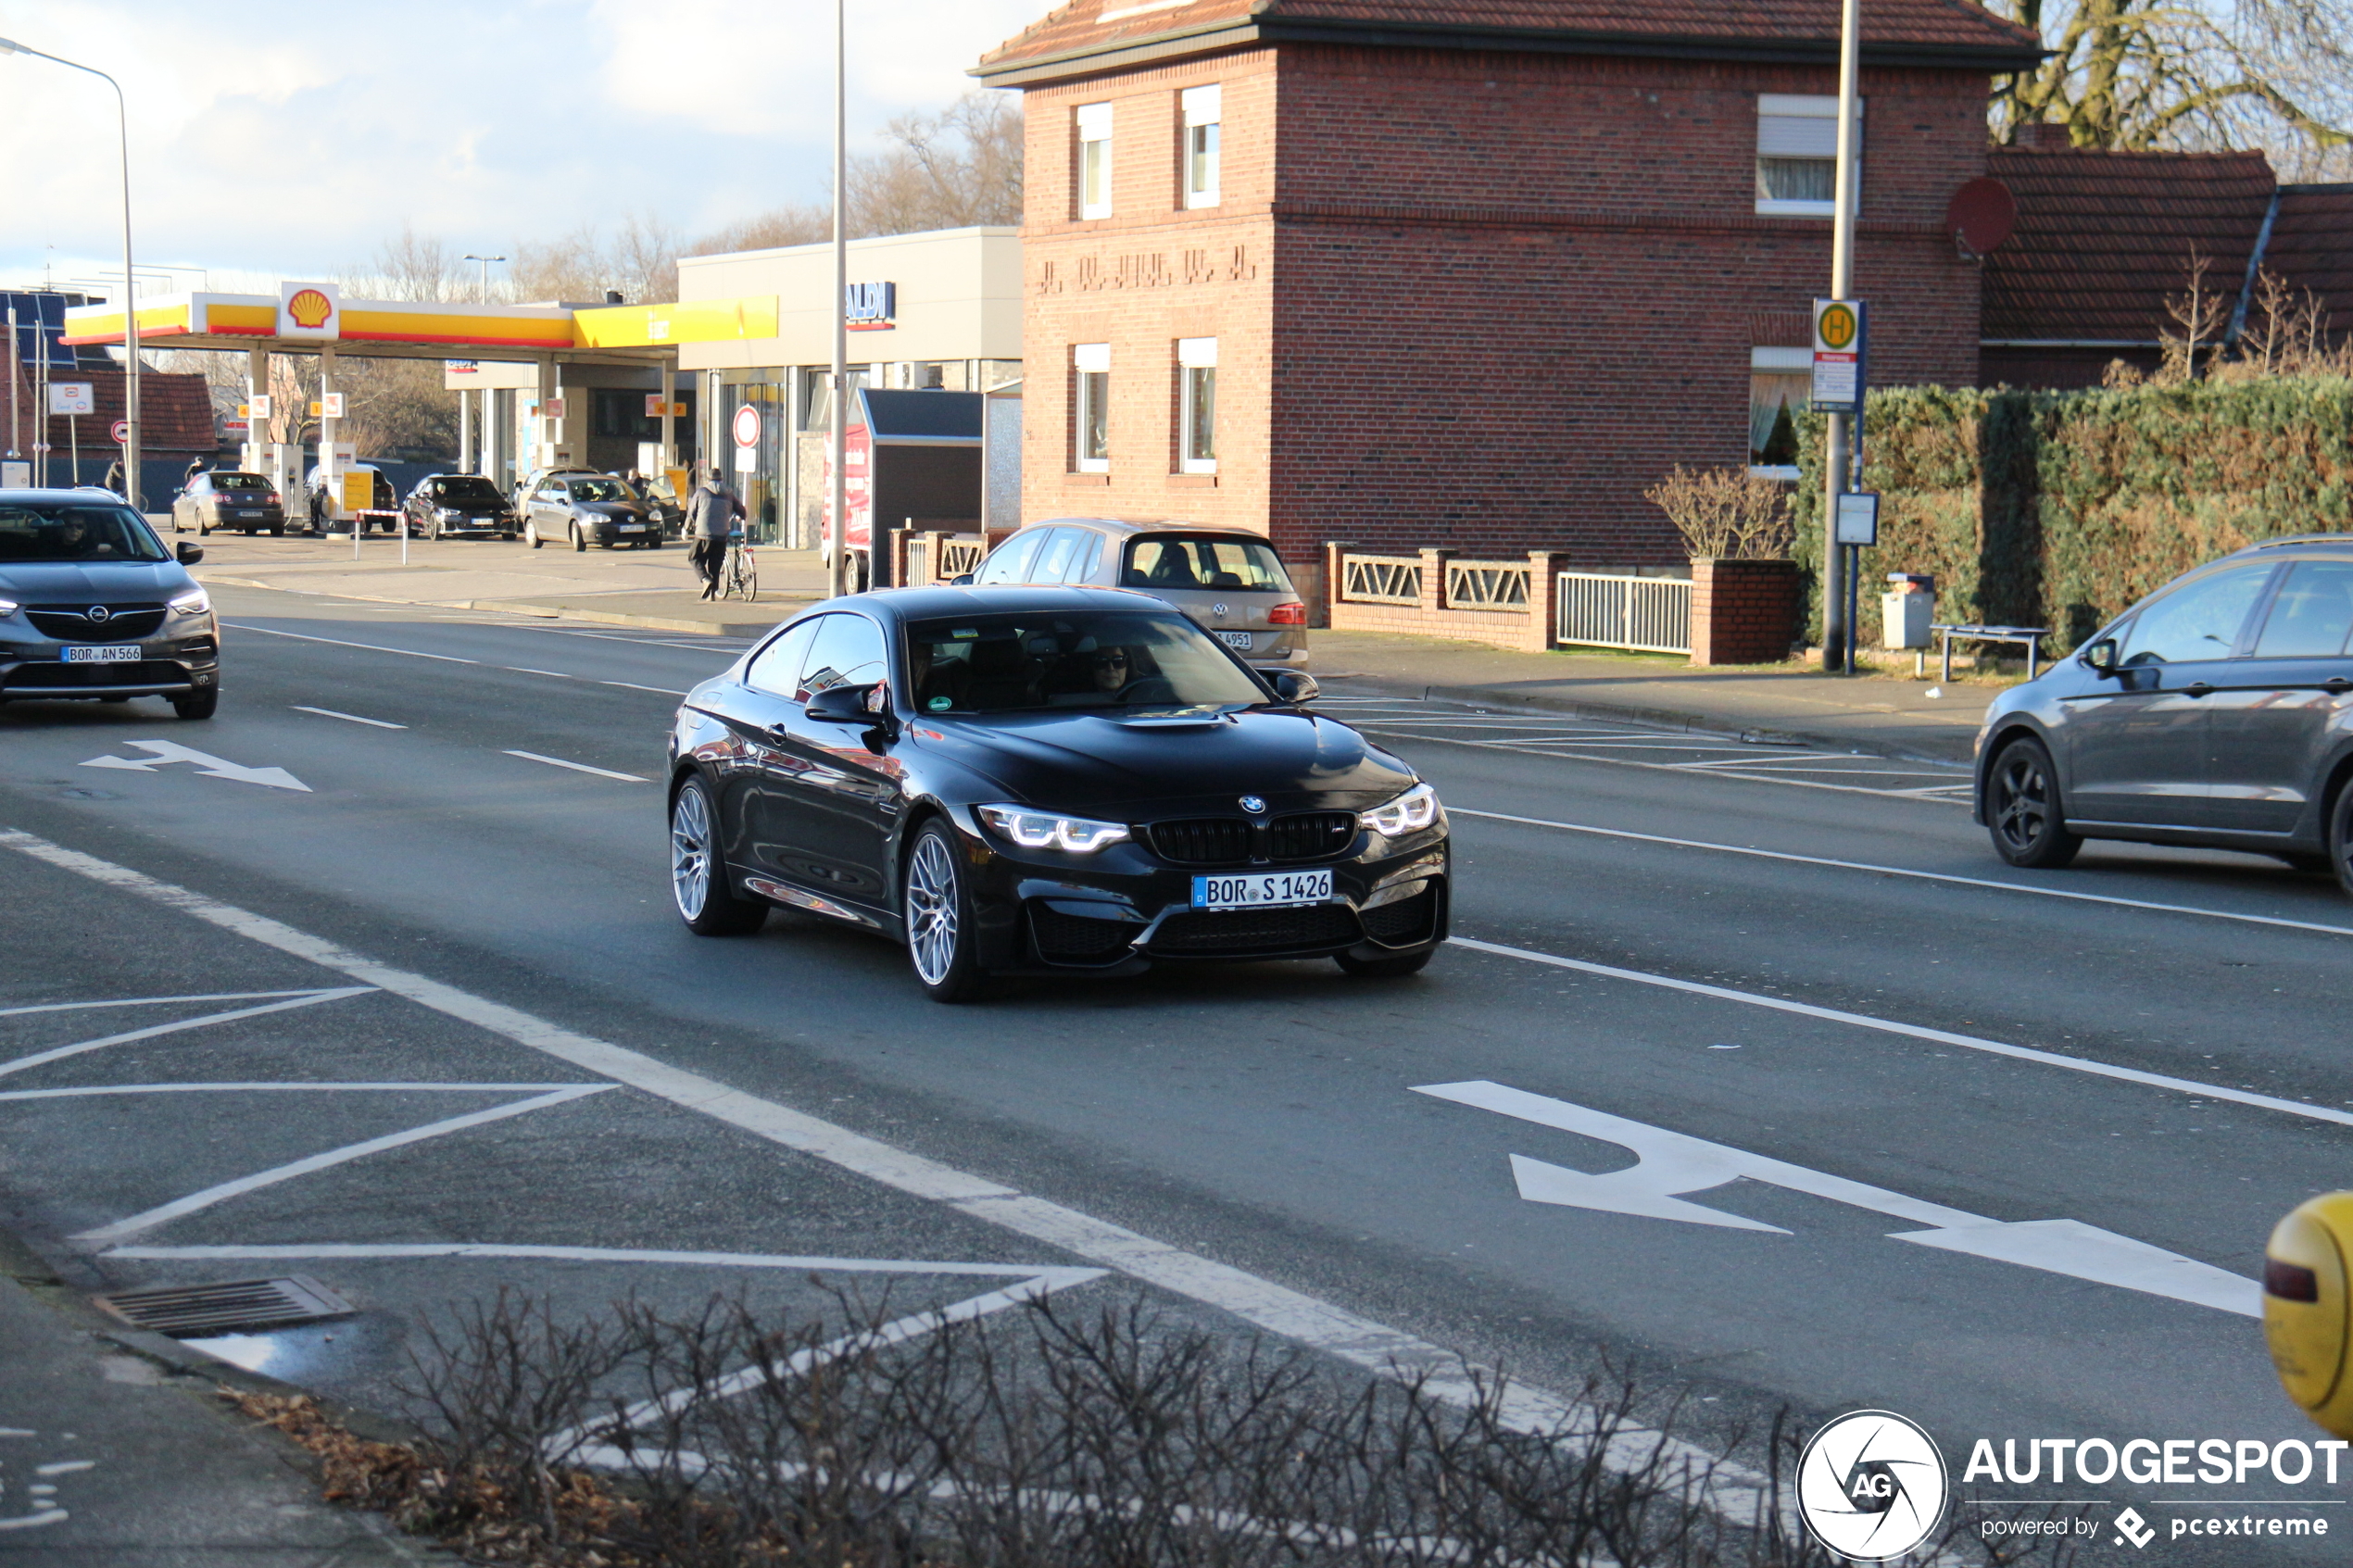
[1980,144,2276,345]
[25,368,219,456]
[976,0,2043,83]
[2263,184,2353,343]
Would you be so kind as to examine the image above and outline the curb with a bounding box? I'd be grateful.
[458,599,792,637]
[1319,671,1979,767]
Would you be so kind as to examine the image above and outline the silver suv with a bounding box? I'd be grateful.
[0,490,220,720]
[964,520,1308,674]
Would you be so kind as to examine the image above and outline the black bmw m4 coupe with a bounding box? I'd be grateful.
[666,585,1450,1001]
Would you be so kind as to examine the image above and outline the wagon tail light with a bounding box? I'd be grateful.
[1268,601,1306,625]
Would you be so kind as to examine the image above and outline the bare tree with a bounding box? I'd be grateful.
[1990,0,2353,176]
[366,225,461,303]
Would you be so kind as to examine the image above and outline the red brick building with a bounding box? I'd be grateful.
[975,0,2040,584]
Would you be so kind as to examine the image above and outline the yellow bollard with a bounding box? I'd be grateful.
[2264,1193,2353,1438]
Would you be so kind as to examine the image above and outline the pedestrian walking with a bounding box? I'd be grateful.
[685,465,743,600]
[101,458,126,497]
[182,457,208,490]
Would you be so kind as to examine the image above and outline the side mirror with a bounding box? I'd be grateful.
[2081,637,2120,676]
[950,573,975,587]
[805,684,881,724]
[175,542,204,565]
[1268,671,1320,703]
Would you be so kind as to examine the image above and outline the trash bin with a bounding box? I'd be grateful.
[1881,573,1934,650]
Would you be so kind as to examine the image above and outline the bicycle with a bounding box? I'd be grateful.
[721,528,757,601]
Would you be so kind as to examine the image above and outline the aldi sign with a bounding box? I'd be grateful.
[845,281,897,332]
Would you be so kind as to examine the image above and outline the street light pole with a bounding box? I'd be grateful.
[827,0,850,599]
[0,37,139,508]
[1819,0,1862,672]
[463,254,507,302]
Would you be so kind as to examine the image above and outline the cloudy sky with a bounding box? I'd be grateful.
[0,0,1043,297]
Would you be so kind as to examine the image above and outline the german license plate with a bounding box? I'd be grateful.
[1192,869,1332,909]
[472,517,493,526]
[1217,631,1253,651]
[62,645,140,663]
[620,523,646,532]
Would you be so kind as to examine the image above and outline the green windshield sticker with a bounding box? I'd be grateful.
[927,696,953,711]
[950,629,977,638]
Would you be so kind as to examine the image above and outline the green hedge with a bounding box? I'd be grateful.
[1790,376,2353,651]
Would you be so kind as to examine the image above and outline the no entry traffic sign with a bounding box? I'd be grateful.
[110,419,130,445]
[732,404,761,449]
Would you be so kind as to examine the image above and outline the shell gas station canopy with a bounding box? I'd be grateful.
[61,282,781,365]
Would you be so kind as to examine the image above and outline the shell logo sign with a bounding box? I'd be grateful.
[277,280,341,340]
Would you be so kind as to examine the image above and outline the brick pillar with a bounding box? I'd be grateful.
[1418,547,1455,614]
[1523,550,1566,653]
[1690,558,1799,665]
[1320,540,1356,626]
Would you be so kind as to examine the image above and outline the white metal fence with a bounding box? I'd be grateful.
[1554,571,1692,654]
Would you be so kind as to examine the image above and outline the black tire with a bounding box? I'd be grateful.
[2329,786,2353,901]
[171,686,219,721]
[1335,948,1434,979]
[573,524,586,553]
[670,777,767,936]
[527,521,544,549]
[197,517,210,536]
[270,524,283,536]
[1985,734,2081,869]
[903,820,990,1002]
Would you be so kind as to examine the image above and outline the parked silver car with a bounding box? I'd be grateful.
[964,520,1308,674]
[0,489,220,719]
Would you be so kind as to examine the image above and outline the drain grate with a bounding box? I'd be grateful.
[95,1275,355,1337]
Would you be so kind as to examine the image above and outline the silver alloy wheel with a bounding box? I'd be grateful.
[905,832,960,986]
[672,786,712,921]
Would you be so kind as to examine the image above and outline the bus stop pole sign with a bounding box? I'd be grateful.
[1812,299,1868,417]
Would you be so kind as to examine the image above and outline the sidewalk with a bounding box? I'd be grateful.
[188,535,2005,763]
[0,1229,423,1563]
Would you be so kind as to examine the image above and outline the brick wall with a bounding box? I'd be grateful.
[1689,557,1800,664]
[1020,41,1994,577]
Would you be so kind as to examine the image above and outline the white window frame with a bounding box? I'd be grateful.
[1748,345,1811,478]
[1755,94,1861,218]
[1077,102,1114,220]
[1074,342,1111,472]
[1176,336,1217,473]
[1181,84,1221,209]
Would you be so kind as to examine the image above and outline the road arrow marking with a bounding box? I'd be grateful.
[80,740,311,792]
[1415,1079,2259,1318]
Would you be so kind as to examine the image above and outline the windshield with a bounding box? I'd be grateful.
[905,610,1267,715]
[0,502,170,563]
[568,479,630,503]
[431,477,504,501]
[1123,535,1295,593]
[211,472,271,492]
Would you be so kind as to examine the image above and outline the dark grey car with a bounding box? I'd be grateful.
[0,490,220,719]
[1975,535,2353,890]
[522,474,661,551]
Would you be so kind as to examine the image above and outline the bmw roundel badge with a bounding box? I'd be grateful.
[1239,795,1266,815]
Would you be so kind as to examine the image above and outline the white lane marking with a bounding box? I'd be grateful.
[0,988,341,1019]
[0,827,1751,1507]
[0,1082,595,1101]
[0,989,376,1080]
[69,1084,614,1244]
[31,1461,93,1476]
[503,749,649,783]
[0,1510,69,1531]
[223,621,478,664]
[107,1243,1105,1283]
[81,740,309,793]
[1451,807,2353,939]
[291,706,406,729]
[1446,935,2353,1129]
[1365,724,1975,803]
[1416,1081,2259,1318]
[504,666,574,678]
[602,679,690,696]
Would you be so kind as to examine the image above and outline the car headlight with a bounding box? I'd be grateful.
[436,508,460,521]
[1359,782,1441,836]
[168,588,210,615]
[0,597,19,617]
[976,805,1130,854]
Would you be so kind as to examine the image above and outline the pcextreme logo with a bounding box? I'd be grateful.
[1795,1410,1950,1562]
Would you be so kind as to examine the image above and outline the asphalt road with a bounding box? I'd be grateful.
[6,584,2351,1559]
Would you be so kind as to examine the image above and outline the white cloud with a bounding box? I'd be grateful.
[0,0,1042,290]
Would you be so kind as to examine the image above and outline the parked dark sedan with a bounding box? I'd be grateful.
[522,474,661,551]
[0,489,219,719]
[403,474,519,540]
[1976,535,2353,890]
[171,470,284,536]
[666,586,1450,1000]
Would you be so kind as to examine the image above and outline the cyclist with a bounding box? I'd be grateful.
[684,464,743,601]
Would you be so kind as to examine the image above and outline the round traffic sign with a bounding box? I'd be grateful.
[1818,304,1859,352]
[110,420,130,445]
[732,405,761,449]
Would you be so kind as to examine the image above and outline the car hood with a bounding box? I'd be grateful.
[0,560,193,600]
[912,706,1415,816]
[574,502,648,521]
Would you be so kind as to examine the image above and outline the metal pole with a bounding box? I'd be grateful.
[6,306,18,469]
[827,0,849,598]
[1819,0,1861,673]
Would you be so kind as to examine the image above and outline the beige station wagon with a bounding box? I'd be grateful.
[963,519,1309,674]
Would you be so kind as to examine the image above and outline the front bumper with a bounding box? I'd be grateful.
[0,633,220,700]
[957,814,1450,974]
